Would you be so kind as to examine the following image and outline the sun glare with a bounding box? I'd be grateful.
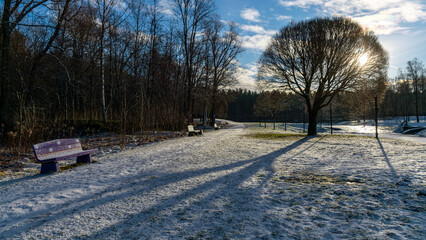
[359,53,368,66]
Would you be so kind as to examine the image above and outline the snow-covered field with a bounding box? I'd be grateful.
[267,117,426,143]
[0,121,425,239]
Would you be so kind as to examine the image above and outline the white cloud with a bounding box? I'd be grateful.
[241,8,261,22]
[277,15,292,21]
[115,0,128,11]
[390,3,425,23]
[236,63,259,91]
[240,25,277,35]
[241,34,273,51]
[278,0,323,8]
[159,0,174,16]
[352,12,411,35]
[277,0,426,35]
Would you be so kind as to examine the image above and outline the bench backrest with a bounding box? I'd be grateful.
[188,125,195,132]
[33,139,82,160]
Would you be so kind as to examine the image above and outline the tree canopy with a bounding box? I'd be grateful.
[258,16,389,135]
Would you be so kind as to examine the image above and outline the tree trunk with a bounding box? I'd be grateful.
[100,22,107,124]
[186,72,193,123]
[272,113,275,130]
[284,110,287,131]
[307,109,318,136]
[210,91,216,127]
[0,0,11,127]
[202,101,207,128]
[415,80,419,122]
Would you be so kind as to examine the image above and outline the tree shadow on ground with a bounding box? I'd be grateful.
[0,136,311,238]
[82,136,312,239]
[0,173,48,188]
[377,138,397,177]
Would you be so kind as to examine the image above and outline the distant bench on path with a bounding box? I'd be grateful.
[187,125,203,136]
[33,139,97,174]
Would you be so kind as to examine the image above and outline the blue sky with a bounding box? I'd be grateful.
[213,0,426,91]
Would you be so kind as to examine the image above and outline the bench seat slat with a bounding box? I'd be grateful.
[33,139,81,150]
[38,149,98,162]
[35,143,82,157]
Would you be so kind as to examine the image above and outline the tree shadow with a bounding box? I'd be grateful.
[289,135,325,159]
[83,136,311,239]
[0,173,48,188]
[377,138,397,177]
[1,136,311,238]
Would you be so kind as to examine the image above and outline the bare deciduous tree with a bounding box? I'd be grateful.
[1,0,50,126]
[171,0,214,123]
[258,17,388,135]
[406,58,424,122]
[93,0,120,123]
[255,90,288,130]
[205,17,242,126]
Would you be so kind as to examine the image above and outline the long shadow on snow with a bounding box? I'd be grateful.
[0,172,49,188]
[0,160,248,235]
[84,137,312,239]
[0,136,310,238]
[377,138,398,178]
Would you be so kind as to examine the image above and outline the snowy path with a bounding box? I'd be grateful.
[0,122,425,239]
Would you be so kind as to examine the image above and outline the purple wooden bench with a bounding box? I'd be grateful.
[33,139,97,174]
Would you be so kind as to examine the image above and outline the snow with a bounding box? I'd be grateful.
[0,121,425,239]
[270,117,426,143]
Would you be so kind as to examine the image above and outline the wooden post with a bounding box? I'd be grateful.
[303,107,305,133]
[284,109,287,131]
[375,96,378,138]
[273,115,275,130]
[330,102,333,135]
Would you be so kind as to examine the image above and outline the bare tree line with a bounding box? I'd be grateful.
[0,0,242,146]
[380,58,425,122]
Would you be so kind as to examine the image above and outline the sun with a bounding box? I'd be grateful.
[359,53,368,66]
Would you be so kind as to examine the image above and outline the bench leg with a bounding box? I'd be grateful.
[40,161,60,174]
[77,154,92,164]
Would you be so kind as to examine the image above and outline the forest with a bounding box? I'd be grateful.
[1,0,243,150]
[0,1,425,149]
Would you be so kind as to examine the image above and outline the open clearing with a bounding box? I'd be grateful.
[0,122,425,239]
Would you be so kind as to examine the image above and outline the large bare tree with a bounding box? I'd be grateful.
[93,0,122,123]
[1,0,49,127]
[171,0,214,123]
[258,17,388,135]
[406,58,424,122]
[204,17,242,126]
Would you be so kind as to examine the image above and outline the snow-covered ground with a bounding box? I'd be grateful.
[266,117,426,143]
[0,121,425,239]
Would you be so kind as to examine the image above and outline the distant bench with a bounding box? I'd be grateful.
[33,139,98,174]
[187,125,203,136]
